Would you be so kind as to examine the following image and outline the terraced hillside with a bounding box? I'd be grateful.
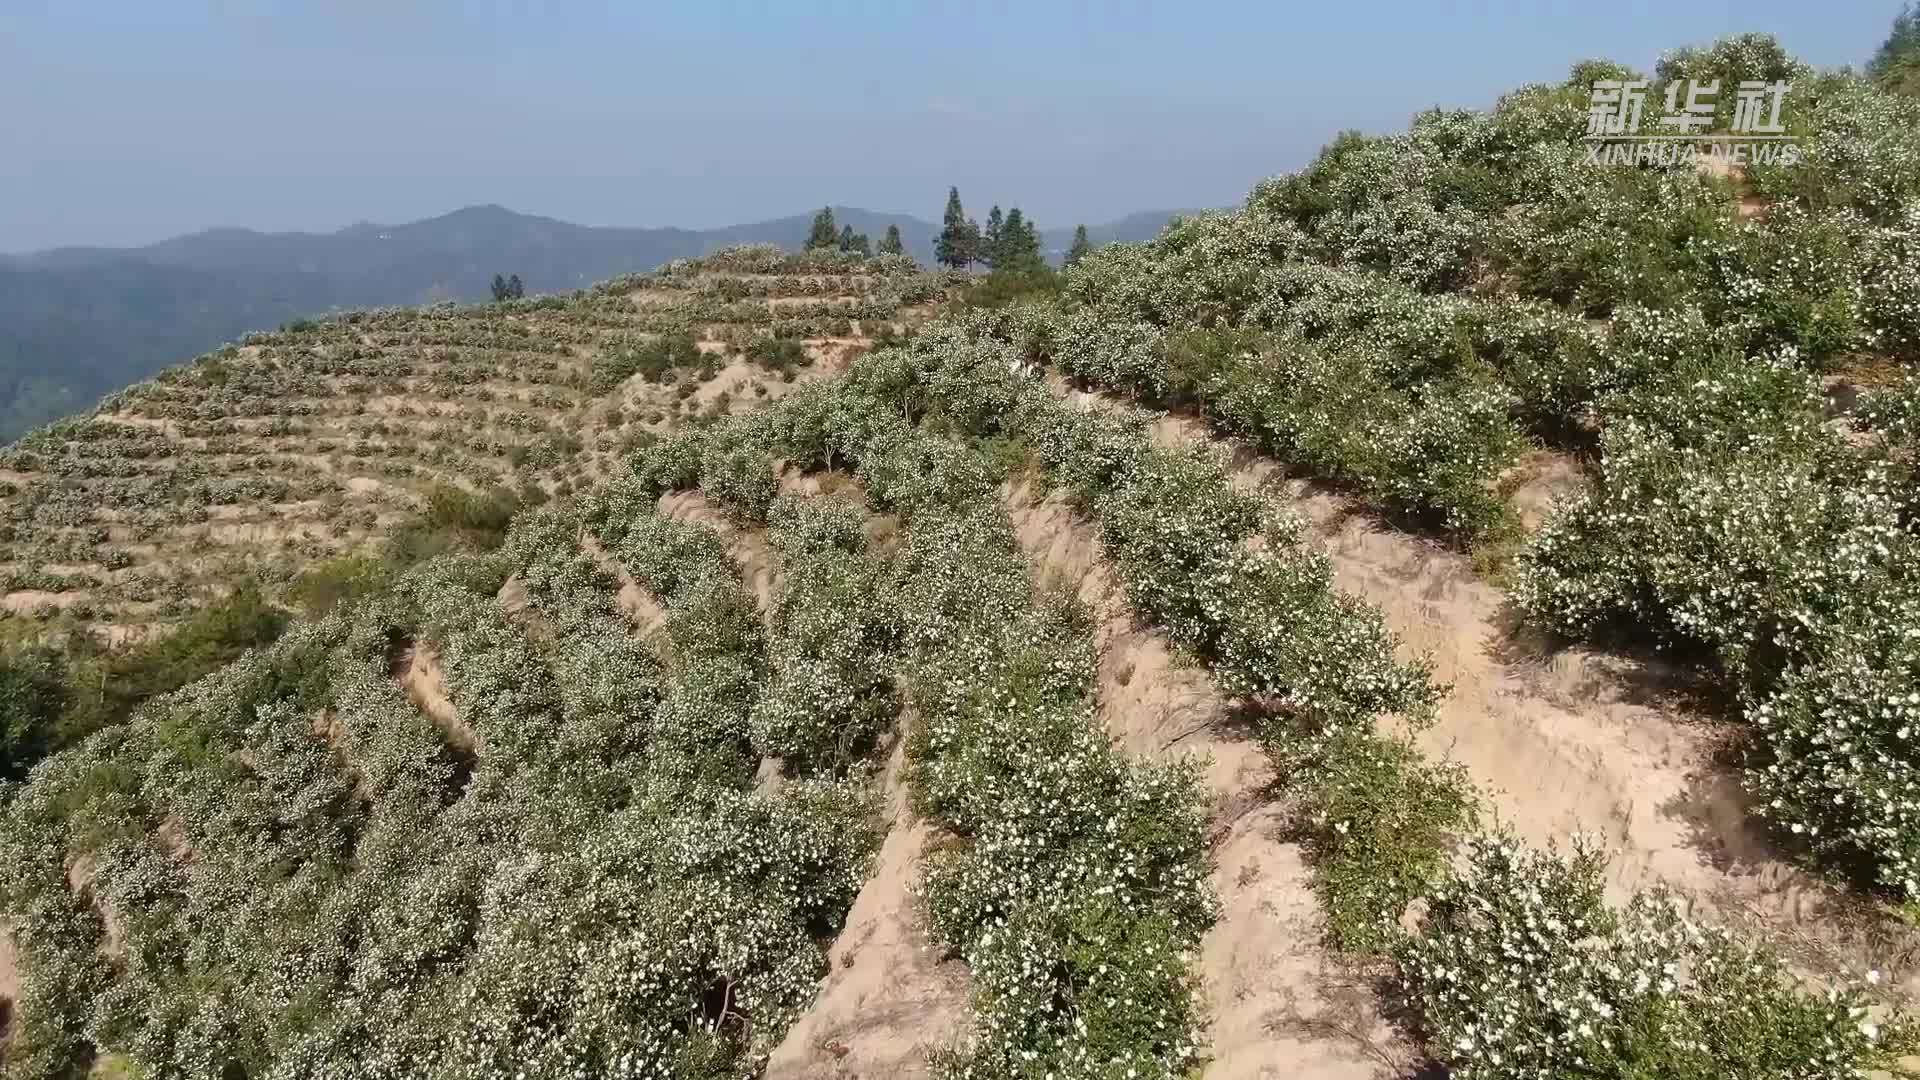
[0,248,949,643]
[6,306,1917,1080]
[8,29,1920,1080]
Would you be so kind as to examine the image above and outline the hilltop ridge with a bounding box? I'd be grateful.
[0,205,1194,442]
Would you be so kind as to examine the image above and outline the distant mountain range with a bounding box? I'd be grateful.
[0,203,1198,442]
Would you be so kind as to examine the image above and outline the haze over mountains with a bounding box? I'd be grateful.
[0,203,1194,442]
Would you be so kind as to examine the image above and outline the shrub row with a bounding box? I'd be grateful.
[892,317,1916,1076]
[0,494,880,1077]
[609,357,1217,1078]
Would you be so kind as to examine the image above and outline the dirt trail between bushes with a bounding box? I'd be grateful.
[1004,477,1414,1079]
[765,730,972,1079]
[0,924,18,1040]
[1050,383,1920,993]
[657,489,784,617]
[391,642,480,758]
[577,533,670,639]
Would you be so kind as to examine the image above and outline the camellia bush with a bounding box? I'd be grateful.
[1400,834,1916,1079]
[749,495,901,772]
[0,494,882,1078]
[1514,356,1920,892]
[601,344,1220,1079]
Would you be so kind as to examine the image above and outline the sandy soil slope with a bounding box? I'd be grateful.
[391,642,480,757]
[765,733,971,1079]
[0,925,17,1044]
[1005,478,1414,1078]
[1094,391,1920,993]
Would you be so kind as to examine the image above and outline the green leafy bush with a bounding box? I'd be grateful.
[1400,834,1916,1079]
[1281,731,1476,953]
[746,337,808,377]
[750,496,900,771]
[0,645,67,779]
[589,333,705,392]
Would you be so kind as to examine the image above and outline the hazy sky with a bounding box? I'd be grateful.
[0,0,1900,252]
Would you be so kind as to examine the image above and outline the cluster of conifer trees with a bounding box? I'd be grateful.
[805,191,1094,270]
[803,207,904,257]
[934,187,1087,270]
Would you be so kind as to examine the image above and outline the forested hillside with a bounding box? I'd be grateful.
[5,26,1920,1080]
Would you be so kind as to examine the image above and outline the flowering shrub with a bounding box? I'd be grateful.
[1862,202,1920,358]
[1514,360,1920,890]
[750,496,901,771]
[1281,731,1477,953]
[1399,833,1916,1079]
[1516,432,1892,676]
[1040,405,1439,726]
[1854,371,1920,450]
[1748,559,1920,895]
[894,508,1212,1080]
[1489,164,1731,315]
[1040,303,1522,539]
[1752,77,1920,224]
[1699,202,1873,364]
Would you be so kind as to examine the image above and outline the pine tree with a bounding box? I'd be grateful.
[1001,208,1042,271]
[850,232,872,256]
[935,187,978,269]
[1065,224,1091,267]
[879,224,905,256]
[506,274,524,299]
[490,274,510,302]
[983,206,1005,268]
[806,207,839,250]
[838,224,856,252]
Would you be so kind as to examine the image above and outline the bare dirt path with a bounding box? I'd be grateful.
[577,532,669,639]
[390,641,481,759]
[765,732,971,1079]
[0,923,18,1044]
[1005,478,1414,1079]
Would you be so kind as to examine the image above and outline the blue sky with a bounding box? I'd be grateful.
[0,0,1902,251]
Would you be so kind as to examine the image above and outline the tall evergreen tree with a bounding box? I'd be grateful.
[490,274,510,302]
[1000,208,1042,270]
[983,206,1005,268]
[935,187,979,269]
[806,207,839,250]
[879,224,905,256]
[840,228,871,256]
[1065,224,1092,267]
[506,274,524,299]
